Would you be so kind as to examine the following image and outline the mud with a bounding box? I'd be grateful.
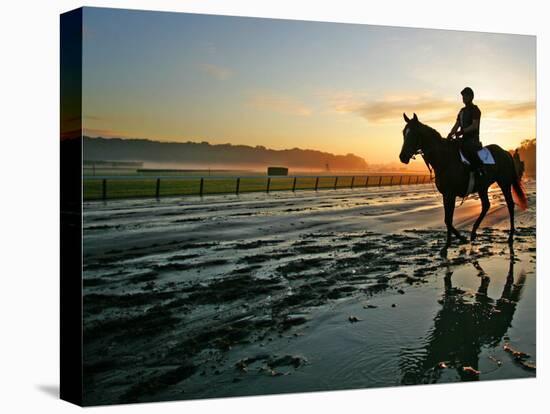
[82,180,536,405]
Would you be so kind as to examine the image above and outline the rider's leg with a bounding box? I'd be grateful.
[463,142,484,176]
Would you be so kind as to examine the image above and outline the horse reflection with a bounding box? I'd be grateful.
[400,250,526,384]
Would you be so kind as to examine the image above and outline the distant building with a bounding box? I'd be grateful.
[267,166,288,176]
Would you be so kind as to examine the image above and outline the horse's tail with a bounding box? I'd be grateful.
[512,177,528,211]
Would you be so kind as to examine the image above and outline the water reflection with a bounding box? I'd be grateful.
[400,248,526,384]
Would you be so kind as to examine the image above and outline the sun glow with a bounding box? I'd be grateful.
[82,8,535,166]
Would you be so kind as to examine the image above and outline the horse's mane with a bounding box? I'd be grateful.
[418,122,444,142]
[417,121,459,164]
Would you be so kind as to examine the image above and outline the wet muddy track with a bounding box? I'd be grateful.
[82,181,536,405]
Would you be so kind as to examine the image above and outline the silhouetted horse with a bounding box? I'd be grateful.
[399,113,527,255]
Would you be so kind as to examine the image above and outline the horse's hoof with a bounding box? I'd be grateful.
[470,232,477,242]
[459,237,468,244]
[440,247,448,257]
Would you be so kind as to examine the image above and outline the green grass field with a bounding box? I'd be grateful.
[83,174,430,201]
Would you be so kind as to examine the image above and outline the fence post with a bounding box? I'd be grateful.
[315,177,319,191]
[351,176,355,189]
[378,176,382,186]
[407,176,411,185]
[399,176,403,186]
[155,178,160,199]
[267,177,271,193]
[365,176,369,187]
[236,177,240,195]
[102,179,107,200]
[292,177,297,192]
[334,176,338,190]
[389,176,393,186]
[199,177,204,196]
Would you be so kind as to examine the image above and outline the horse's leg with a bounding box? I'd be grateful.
[444,268,453,292]
[471,188,490,241]
[499,182,515,244]
[444,195,454,246]
[452,224,467,243]
[472,260,490,297]
[441,194,461,255]
[446,195,467,243]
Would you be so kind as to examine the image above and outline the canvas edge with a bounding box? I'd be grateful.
[60,6,83,407]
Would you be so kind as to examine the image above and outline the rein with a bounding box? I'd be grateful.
[421,153,433,180]
[413,130,435,181]
[415,129,444,201]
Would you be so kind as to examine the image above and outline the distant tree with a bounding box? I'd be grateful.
[82,136,369,171]
[512,138,536,177]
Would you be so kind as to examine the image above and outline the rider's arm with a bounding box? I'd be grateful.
[447,119,460,138]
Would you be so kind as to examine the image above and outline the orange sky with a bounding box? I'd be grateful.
[82,8,536,167]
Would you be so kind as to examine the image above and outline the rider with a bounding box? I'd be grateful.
[447,87,484,177]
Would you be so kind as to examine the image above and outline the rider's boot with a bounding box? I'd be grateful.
[476,164,486,179]
[472,155,485,178]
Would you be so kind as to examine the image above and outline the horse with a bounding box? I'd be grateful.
[399,113,527,255]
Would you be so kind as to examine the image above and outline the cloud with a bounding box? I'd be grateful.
[481,101,536,118]
[247,92,313,117]
[320,91,368,115]
[198,63,233,80]
[325,92,535,124]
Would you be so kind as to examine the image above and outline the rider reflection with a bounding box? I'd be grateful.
[400,249,526,384]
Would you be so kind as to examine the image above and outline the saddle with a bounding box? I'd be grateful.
[458,146,495,195]
[459,147,496,165]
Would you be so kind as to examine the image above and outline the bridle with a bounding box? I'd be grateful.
[405,126,433,174]
[404,125,438,189]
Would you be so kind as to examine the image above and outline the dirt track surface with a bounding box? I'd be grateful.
[82,180,536,405]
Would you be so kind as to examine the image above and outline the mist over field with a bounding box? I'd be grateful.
[83,136,371,172]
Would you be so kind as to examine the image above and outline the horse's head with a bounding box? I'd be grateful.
[399,113,422,164]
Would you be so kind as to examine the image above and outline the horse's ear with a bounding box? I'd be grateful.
[413,113,418,122]
[403,113,410,123]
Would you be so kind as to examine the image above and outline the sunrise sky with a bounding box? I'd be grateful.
[82,7,536,165]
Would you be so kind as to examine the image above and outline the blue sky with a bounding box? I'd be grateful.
[82,7,536,163]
